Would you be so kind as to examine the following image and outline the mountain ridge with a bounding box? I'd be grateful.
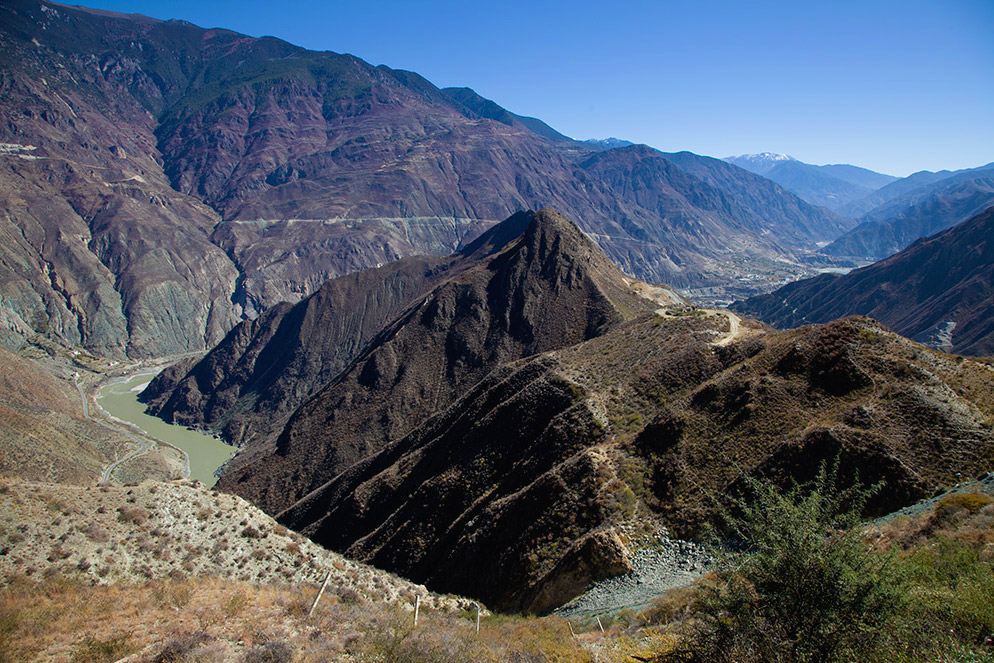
[724,153,897,213]
[820,169,994,261]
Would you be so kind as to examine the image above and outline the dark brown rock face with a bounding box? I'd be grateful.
[140,211,535,449]
[275,314,994,612]
[219,209,655,513]
[733,206,994,356]
[2,0,851,357]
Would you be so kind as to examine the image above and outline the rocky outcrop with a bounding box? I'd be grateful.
[733,206,994,356]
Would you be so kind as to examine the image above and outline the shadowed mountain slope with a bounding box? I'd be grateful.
[734,206,994,356]
[218,209,659,513]
[276,314,994,613]
[140,212,536,449]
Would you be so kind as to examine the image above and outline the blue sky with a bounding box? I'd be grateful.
[76,0,994,176]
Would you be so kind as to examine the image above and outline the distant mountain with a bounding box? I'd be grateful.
[817,163,900,190]
[734,206,994,356]
[0,0,856,358]
[583,137,636,151]
[821,169,994,261]
[839,161,994,218]
[216,209,659,513]
[724,152,796,175]
[724,154,897,213]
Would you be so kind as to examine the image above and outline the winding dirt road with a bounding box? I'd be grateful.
[712,309,744,347]
[75,377,152,484]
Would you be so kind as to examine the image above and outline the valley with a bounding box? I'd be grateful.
[0,1,991,661]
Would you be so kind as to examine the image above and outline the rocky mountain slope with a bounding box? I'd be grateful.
[217,209,662,513]
[0,478,465,612]
[140,212,537,449]
[819,169,994,261]
[1,0,850,358]
[0,346,139,484]
[724,153,897,212]
[733,206,994,356]
[273,313,994,612]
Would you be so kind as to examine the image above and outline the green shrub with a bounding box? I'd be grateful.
[671,465,906,662]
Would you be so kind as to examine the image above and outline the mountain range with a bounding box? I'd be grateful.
[819,168,994,261]
[734,205,994,356]
[2,0,993,626]
[0,0,852,358]
[724,153,898,213]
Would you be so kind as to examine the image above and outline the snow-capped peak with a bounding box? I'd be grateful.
[723,152,797,175]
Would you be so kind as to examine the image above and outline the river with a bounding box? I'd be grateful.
[97,373,235,486]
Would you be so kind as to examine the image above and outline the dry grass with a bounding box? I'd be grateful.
[0,478,465,614]
[0,576,592,663]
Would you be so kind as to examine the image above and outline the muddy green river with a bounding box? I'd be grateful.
[98,373,235,486]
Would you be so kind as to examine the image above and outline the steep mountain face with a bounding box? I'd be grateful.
[661,151,853,239]
[1,0,855,357]
[820,170,994,261]
[724,154,897,213]
[0,13,244,358]
[734,206,994,356]
[218,209,659,514]
[140,212,536,449]
[276,314,994,612]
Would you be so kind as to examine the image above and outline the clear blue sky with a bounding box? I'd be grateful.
[74,0,994,177]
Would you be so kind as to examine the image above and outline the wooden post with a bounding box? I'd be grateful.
[309,570,332,617]
[596,616,604,632]
[414,594,420,627]
[473,602,481,635]
[567,620,577,639]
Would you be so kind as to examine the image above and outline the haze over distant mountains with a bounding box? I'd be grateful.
[821,167,994,260]
[725,153,898,213]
